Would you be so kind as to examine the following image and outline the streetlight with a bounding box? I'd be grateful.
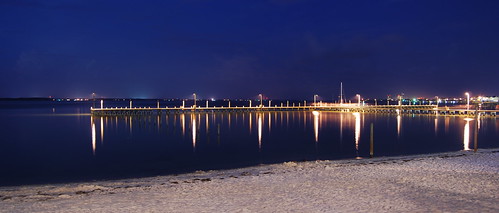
[259,94,263,108]
[465,92,470,111]
[356,94,361,106]
[91,93,96,108]
[193,93,197,108]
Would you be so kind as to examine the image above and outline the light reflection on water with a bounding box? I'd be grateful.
[88,112,492,156]
[85,110,499,159]
[205,114,209,135]
[340,113,343,142]
[91,116,96,155]
[268,113,271,132]
[181,114,185,137]
[397,112,401,137]
[89,112,378,154]
[463,118,472,151]
[130,116,133,133]
[353,112,361,151]
[249,112,252,133]
[313,111,319,142]
[192,114,197,151]
[258,113,262,150]
[100,117,104,143]
[434,117,438,134]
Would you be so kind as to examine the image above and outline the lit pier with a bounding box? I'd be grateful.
[90,104,498,116]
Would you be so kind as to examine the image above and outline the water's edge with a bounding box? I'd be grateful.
[2,148,497,192]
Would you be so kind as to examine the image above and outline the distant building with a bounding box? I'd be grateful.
[478,96,499,103]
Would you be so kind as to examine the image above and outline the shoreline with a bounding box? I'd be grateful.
[0,148,492,188]
[1,149,498,212]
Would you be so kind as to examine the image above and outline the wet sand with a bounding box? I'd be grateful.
[1,149,498,212]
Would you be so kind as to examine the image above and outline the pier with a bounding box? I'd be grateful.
[90,103,498,117]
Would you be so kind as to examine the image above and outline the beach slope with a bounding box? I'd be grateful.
[1,149,498,212]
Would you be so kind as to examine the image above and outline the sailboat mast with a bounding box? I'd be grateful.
[340,82,343,105]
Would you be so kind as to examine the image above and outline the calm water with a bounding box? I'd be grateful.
[1,100,498,186]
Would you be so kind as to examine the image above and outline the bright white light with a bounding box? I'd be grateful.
[181,114,185,137]
[192,114,196,150]
[353,112,360,150]
[91,117,96,155]
[100,117,104,143]
[397,113,401,137]
[463,118,473,151]
[313,111,320,142]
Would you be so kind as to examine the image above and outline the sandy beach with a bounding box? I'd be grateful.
[1,149,498,213]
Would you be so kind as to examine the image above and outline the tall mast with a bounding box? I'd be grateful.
[340,82,343,105]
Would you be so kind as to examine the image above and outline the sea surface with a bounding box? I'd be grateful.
[1,100,498,186]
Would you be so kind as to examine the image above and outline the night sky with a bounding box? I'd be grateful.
[1,0,498,100]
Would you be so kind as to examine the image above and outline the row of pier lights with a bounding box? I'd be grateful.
[93,92,475,110]
[96,93,357,109]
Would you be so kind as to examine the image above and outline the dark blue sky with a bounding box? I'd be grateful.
[1,0,498,100]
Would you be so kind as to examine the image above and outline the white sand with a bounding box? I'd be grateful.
[1,149,498,213]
